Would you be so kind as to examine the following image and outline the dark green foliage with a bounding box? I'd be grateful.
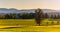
[45,13,48,18]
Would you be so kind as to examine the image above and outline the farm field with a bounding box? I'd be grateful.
[0,19,60,26]
[0,19,36,26]
[0,19,60,32]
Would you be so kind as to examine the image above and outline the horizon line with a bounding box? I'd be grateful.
[0,8,60,10]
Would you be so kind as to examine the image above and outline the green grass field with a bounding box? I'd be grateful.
[0,19,60,32]
[0,19,36,26]
[0,19,60,26]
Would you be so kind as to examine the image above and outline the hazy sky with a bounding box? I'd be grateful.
[0,0,60,10]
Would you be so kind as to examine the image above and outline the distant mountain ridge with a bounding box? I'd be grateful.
[0,8,35,13]
[0,8,60,13]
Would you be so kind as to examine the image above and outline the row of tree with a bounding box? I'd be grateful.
[42,13,60,19]
[0,12,60,19]
[0,13,35,19]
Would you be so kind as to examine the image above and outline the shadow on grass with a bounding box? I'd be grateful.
[1,27,22,29]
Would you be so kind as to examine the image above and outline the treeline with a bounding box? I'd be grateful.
[0,13,35,19]
[0,12,60,19]
[41,13,60,19]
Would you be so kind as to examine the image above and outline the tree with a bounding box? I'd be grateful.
[5,14,10,19]
[45,13,48,18]
[16,14,20,19]
[51,14,54,19]
[35,8,43,26]
[53,15,56,19]
[57,14,60,19]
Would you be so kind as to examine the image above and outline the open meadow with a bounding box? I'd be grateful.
[0,19,60,32]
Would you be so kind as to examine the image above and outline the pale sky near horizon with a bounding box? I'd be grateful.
[0,0,60,10]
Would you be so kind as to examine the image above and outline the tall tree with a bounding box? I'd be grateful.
[35,8,43,26]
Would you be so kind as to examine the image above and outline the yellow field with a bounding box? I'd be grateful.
[0,19,60,32]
